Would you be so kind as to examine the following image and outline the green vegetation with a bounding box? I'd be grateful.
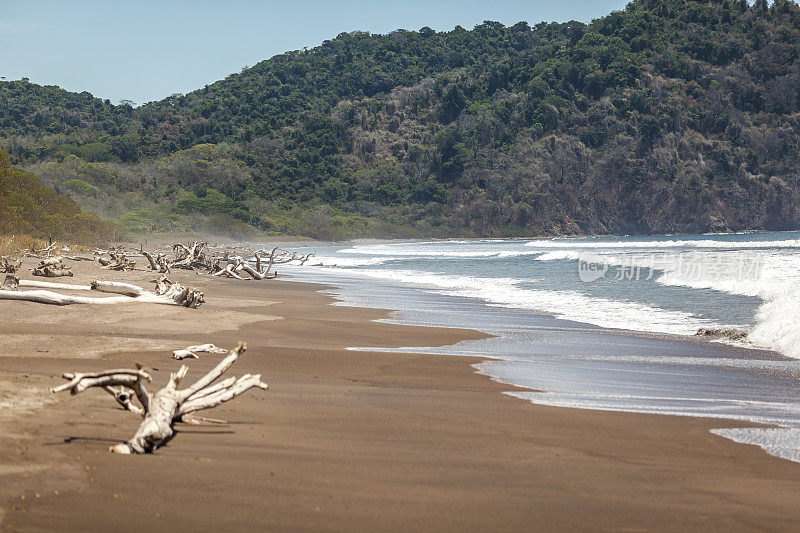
[0,149,117,243]
[2,0,800,238]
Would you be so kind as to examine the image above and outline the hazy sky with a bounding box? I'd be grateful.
[1,0,630,105]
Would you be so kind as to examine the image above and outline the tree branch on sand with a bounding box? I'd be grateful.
[0,275,205,308]
[136,242,314,280]
[172,343,229,360]
[96,250,136,271]
[52,342,267,453]
[212,247,314,280]
[32,256,73,277]
[0,256,21,273]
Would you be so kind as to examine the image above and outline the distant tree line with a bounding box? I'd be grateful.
[2,0,800,238]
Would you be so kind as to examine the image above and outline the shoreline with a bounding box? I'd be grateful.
[3,261,800,530]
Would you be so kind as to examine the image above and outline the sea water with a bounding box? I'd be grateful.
[274,232,800,462]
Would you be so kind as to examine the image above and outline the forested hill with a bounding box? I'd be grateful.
[2,0,800,239]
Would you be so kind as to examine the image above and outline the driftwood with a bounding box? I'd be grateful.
[32,256,73,277]
[212,258,251,280]
[97,251,135,271]
[172,241,211,270]
[2,275,19,290]
[211,248,314,281]
[138,242,314,280]
[0,256,21,274]
[0,276,205,308]
[172,343,229,360]
[142,250,171,273]
[695,327,748,341]
[19,241,59,259]
[52,342,267,453]
[254,247,314,279]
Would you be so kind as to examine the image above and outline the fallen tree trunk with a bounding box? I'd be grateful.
[0,276,205,308]
[52,342,267,453]
[97,251,135,271]
[172,343,229,360]
[172,241,211,270]
[211,261,248,280]
[0,256,21,274]
[17,279,91,291]
[142,251,171,273]
[32,256,73,277]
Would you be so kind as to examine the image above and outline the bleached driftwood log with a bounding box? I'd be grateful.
[32,256,73,277]
[19,241,59,259]
[142,250,171,273]
[0,256,21,274]
[172,241,211,270]
[0,276,205,308]
[172,343,229,360]
[97,251,135,271]
[252,247,314,279]
[211,259,249,280]
[52,342,267,453]
[211,248,314,281]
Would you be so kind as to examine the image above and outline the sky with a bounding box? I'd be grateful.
[1,0,630,106]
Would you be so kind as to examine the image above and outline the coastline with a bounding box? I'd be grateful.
[3,262,800,530]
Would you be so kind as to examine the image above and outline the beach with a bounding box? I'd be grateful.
[3,259,800,531]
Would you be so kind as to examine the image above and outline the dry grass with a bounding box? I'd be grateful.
[0,234,89,256]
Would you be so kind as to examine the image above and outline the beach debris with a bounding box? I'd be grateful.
[172,343,229,360]
[142,250,171,273]
[2,274,19,290]
[52,342,267,454]
[695,327,748,341]
[17,241,59,259]
[172,241,212,270]
[96,250,136,271]
[32,256,73,277]
[0,277,205,308]
[0,255,21,273]
[137,242,314,280]
[213,247,314,280]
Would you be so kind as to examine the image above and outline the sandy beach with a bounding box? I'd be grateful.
[2,259,800,531]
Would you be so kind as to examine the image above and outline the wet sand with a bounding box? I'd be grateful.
[2,261,800,531]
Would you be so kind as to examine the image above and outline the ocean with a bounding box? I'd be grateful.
[275,232,800,462]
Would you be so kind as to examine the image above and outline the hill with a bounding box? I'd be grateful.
[0,149,117,244]
[2,0,800,238]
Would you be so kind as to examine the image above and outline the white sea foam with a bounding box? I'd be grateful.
[338,245,540,259]
[534,250,584,261]
[296,236,800,463]
[711,428,800,463]
[308,255,401,267]
[349,268,718,335]
[524,246,800,359]
[317,236,800,360]
[524,238,800,249]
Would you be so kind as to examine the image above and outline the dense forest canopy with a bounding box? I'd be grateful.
[2,0,800,239]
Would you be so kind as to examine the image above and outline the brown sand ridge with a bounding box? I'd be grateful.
[2,259,800,531]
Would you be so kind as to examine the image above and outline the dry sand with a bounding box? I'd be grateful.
[2,260,800,531]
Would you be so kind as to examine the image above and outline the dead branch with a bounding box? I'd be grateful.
[0,277,204,308]
[0,256,21,274]
[142,250,171,273]
[97,251,135,271]
[211,260,248,280]
[172,241,210,270]
[52,342,267,454]
[251,247,314,279]
[172,343,229,360]
[32,256,73,277]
